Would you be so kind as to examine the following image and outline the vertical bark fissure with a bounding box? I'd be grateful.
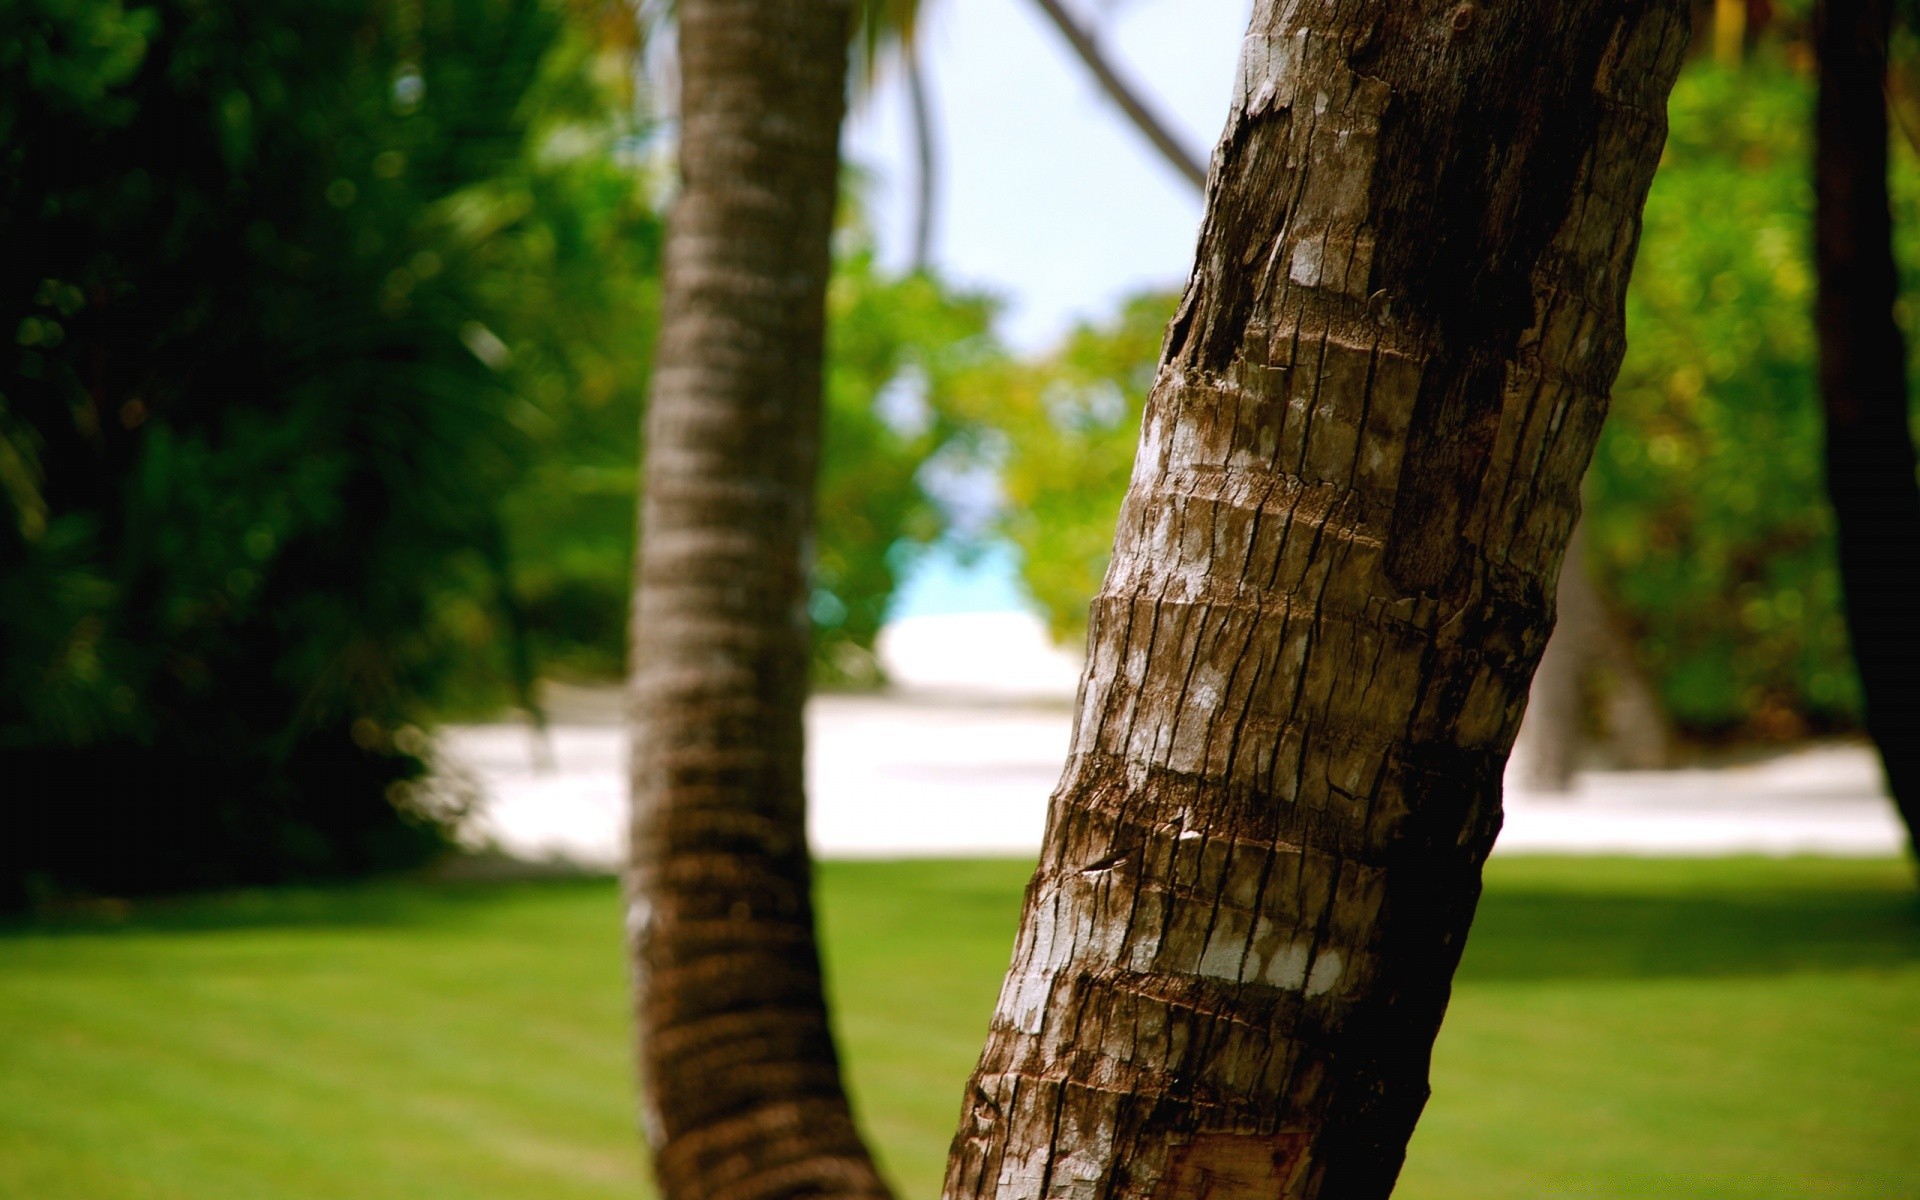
[943,4,1688,1198]
[1814,0,1920,859]
[627,3,895,1198]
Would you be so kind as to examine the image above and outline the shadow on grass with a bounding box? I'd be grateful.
[1460,864,1920,983]
[0,863,616,938]
[6,855,1916,989]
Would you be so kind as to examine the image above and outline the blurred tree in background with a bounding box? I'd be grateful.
[977,41,1920,749]
[814,241,1000,684]
[984,290,1172,645]
[0,0,1007,903]
[461,4,664,699]
[13,0,1919,903]
[1588,50,1920,742]
[0,0,658,903]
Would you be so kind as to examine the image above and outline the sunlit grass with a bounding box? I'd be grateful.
[2,857,1914,1198]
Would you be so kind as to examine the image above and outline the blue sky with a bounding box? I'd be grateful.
[843,0,1252,352]
[839,0,1253,619]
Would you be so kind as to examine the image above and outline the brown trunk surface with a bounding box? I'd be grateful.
[943,3,1688,1197]
[1814,0,1920,861]
[627,3,894,1199]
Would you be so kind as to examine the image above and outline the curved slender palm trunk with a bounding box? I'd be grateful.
[1027,0,1207,190]
[627,3,894,1198]
[943,2,1688,1196]
[906,42,938,273]
[1814,0,1920,862]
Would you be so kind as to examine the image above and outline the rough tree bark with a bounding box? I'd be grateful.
[943,3,1689,1197]
[1814,0,1920,860]
[1032,0,1672,798]
[626,3,895,1198]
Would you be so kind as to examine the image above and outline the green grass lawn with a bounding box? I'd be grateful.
[2,856,1915,1199]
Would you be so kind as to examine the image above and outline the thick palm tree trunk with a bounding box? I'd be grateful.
[1815,0,1920,860]
[1035,0,1671,795]
[626,3,893,1199]
[942,3,1688,1197]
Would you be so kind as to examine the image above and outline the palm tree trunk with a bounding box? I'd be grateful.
[1029,0,1665,785]
[906,41,938,273]
[1027,0,1207,190]
[627,3,894,1198]
[1594,586,1670,770]
[1815,0,1920,861]
[942,2,1689,1197]
[1513,521,1597,791]
[1513,519,1670,790]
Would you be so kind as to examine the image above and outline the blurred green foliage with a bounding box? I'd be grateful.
[0,0,659,901]
[1588,58,1840,738]
[815,245,1001,684]
[14,0,1915,903]
[504,231,1008,690]
[979,291,1172,645]
[974,52,1920,745]
[0,0,1011,901]
[1586,54,1920,740]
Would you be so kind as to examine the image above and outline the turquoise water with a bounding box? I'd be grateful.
[886,540,1035,620]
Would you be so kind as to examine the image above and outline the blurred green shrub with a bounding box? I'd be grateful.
[16,4,1899,912]
[0,0,1012,903]
[976,291,1173,647]
[0,0,656,902]
[1586,55,1920,740]
[973,55,1920,744]
[484,231,1007,691]
[465,31,663,698]
[814,246,1002,684]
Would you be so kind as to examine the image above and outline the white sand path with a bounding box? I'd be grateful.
[438,614,1909,869]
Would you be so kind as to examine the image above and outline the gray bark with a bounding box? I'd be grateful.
[1514,519,1668,791]
[627,2,895,1198]
[1593,584,1669,771]
[906,42,938,272]
[1512,524,1592,791]
[942,2,1689,1197]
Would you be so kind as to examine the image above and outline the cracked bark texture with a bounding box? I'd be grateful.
[1814,0,1920,861]
[942,3,1688,1197]
[626,3,894,1199]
